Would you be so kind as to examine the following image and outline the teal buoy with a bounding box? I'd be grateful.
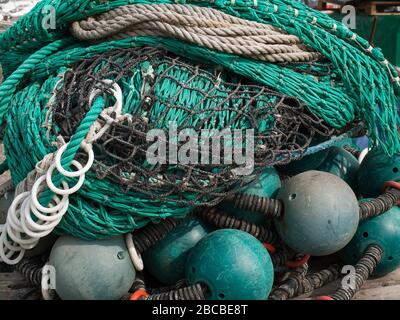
[218,167,281,225]
[317,147,359,191]
[49,235,135,300]
[274,171,359,256]
[185,229,274,300]
[341,205,400,276]
[143,217,212,285]
[358,148,400,197]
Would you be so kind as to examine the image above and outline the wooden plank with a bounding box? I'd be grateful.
[361,1,400,15]
[318,0,400,15]
[0,272,41,300]
[296,267,400,300]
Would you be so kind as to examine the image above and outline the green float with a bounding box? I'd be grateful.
[358,148,400,197]
[49,235,136,300]
[341,205,400,276]
[274,171,359,256]
[185,229,274,300]
[317,147,359,191]
[143,217,212,285]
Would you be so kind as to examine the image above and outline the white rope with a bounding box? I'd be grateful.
[70,4,321,63]
[0,82,125,265]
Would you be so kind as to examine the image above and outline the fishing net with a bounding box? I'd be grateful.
[53,46,338,205]
[0,0,398,257]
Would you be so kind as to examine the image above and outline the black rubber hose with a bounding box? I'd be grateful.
[145,283,206,300]
[132,217,182,253]
[223,193,283,219]
[197,208,279,243]
[148,279,188,295]
[14,256,45,287]
[359,188,400,220]
[271,249,301,268]
[269,264,341,300]
[330,245,383,300]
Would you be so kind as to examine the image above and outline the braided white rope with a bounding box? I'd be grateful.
[71,4,321,63]
[0,81,124,265]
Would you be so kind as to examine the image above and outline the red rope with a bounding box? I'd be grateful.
[383,181,400,205]
[130,289,149,300]
[287,254,310,269]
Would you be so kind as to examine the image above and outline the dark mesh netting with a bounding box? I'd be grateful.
[52,47,340,206]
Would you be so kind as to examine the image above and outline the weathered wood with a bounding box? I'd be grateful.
[0,272,41,300]
[362,1,400,15]
[318,0,400,15]
[296,267,400,300]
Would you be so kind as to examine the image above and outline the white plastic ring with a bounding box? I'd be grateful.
[31,176,69,214]
[55,142,94,178]
[125,233,144,271]
[6,192,30,233]
[358,147,369,164]
[1,229,22,251]
[6,220,39,247]
[46,160,85,195]
[30,196,68,222]
[21,197,67,237]
[0,232,25,265]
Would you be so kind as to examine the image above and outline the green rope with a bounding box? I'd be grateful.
[0,0,399,240]
[1,0,398,153]
[37,95,105,207]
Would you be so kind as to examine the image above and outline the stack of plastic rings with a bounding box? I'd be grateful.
[0,81,123,265]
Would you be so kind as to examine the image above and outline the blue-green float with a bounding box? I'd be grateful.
[49,235,136,300]
[317,147,359,191]
[358,148,400,197]
[143,217,212,285]
[274,171,359,256]
[185,229,274,300]
[341,205,400,276]
[218,167,281,225]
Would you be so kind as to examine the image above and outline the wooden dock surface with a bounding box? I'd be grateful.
[1,267,400,300]
[297,268,400,300]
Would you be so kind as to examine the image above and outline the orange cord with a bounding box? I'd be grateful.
[383,181,400,205]
[287,254,310,269]
[263,243,277,254]
[130,289,149,300]
[314,295,334,300]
